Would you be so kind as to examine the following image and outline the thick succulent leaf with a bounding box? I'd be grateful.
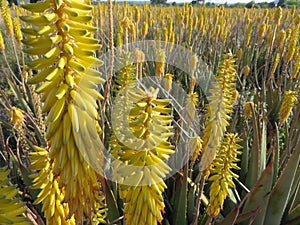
[104,180,121,225]
[284,204,300,225]
[173,166,188,225]
[246,112,267,188]
[220,208,239,225]
[264,141,300,225]
[241,161,273,225]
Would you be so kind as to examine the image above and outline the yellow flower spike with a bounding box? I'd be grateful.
[121,16,131,29]
[200,53,237,171]
[0,167,30,225]
[0,0,14,36]
[167,17,173,38]
[155,48,166,78]
[129,22,136,42]
[121,16,131,47]
[244,101,256,118]
[291,54,300,79]
[163,27,168,43]
[236,48,243,61]
[134,6,140,23]
[245,18,252,47]
[114,52,136,91]
[169,31,175,50]
[274,7,282,26]
[207,133,242,217]
[190,54,198,76]
[270,53,280,78]
[291,5,297,17]
[190,136,203,163]
[13,17,23,46]
[279,91,298,125]
[141,21,148,38]
[0,30,4,50]
[22,0,106,222]
[233,89,239,101]
[150,18,155,28]
[112,87,174,225]
[30,147,75,225]
[241,65,250,78]
[156,27,162,41]
[286,28,292,41]
[187,16,194,45]
[286,26,299,63]
[9,105,29,154]
[274,29,286,50]
[132,48,145,79]
[116,23,124,47]
[266,29,273,46]
[164,73,173,92]
[295,14,300,25]
[263,9,269,22]
[9,107,25,128]
[258,23,267,44]
[110,57,174,225]
[92,196,107,224]
[186,91,198,121]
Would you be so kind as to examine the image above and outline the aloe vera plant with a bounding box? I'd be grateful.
[0,2,300,225]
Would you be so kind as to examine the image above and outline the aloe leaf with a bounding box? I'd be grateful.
[284,204,300,225]
[187,185,196,223]
[240,128,249,181]
[287,166,300,212]
[103,180,121,225]
[6,79,29,113]
[220,208,239,225]
[273,125,280,185]
[24,83,37,115]
[264,141,300,225]
[241,161,273,225]
[260,114,267,173]
[246,109,260,188]
[173,166,187,225]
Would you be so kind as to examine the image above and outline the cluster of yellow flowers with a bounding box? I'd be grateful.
[20,0,106,223]
[109,49,174,225]
[1,0,300,223]
[0,167,30,224]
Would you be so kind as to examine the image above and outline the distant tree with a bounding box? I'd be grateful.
[151,0,167,4]
[222,2,229,7]
[268,2,276,7]
[256,1,270,8]
[230,3,246,8]
[278,0,286,7]
[286,0,300,7]
[245,1,255,8]
[205,2,215,7]
[191,0,202,5]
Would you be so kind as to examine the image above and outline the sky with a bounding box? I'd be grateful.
[174,0,274,3]
[209,0,274,2]
[124,0,276,4]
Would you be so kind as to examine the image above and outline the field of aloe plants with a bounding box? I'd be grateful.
[0,0,300,224]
